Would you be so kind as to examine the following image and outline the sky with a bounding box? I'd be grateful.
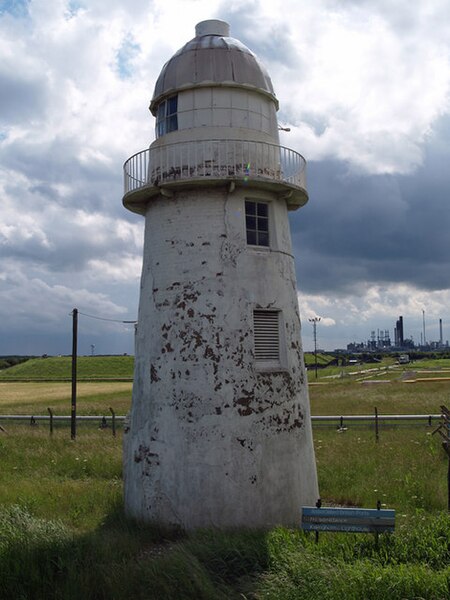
[1,0,449,355]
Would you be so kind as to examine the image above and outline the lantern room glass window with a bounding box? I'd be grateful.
[156,95,178,137]
[245,201,269,247]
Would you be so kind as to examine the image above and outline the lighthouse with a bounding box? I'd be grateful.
[122,19,318,529]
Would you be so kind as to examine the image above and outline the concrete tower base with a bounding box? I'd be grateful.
[123,186,318,529]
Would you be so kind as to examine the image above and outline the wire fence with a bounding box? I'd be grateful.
[0,412,440,437]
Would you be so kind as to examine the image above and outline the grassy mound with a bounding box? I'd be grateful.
[0,355,134,381]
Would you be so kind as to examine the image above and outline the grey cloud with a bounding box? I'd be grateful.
[0,263,136,355]
[0,329,134,357]
[1,172,141,275]
[1,1,449,355]
[291,116,450,294]
[219,1,303,69]
[0,71,48,124]
[1,216,139,273]
[1,136,127,217]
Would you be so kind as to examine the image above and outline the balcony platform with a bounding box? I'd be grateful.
[123,139,308,214]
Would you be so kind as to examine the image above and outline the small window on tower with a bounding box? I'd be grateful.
[253,309,280,364]
[156,95,178,137]
[245,201,269,247]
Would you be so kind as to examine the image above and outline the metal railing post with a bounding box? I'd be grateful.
[109,407,116,438]
[48,407,53,435]
[124,141,307,195]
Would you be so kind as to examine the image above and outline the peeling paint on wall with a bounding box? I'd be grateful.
[123,187,318,529]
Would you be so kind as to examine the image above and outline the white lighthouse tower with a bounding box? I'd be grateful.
[122,19,318,529]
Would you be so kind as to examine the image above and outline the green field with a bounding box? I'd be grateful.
[1,356,450,598]
[0,355,134,381]
[310,378,448,415]
[0,381,132,416]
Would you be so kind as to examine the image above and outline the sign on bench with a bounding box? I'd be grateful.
[301,506,395,534]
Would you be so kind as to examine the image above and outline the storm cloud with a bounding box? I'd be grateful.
[1,0,449,353]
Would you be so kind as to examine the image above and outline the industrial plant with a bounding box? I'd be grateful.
[346,315,448,353]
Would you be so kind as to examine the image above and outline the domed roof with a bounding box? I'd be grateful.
[150,20,277,114]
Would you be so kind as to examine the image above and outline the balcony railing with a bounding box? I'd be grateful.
[123,139,306,195]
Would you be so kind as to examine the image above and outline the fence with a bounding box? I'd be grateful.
[311,414,440,427]
[0,410,124,437]
[123,139,307,194]
[0,412,440,436]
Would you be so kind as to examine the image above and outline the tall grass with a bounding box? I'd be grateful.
[314,427,446,512]
[255,524,450,600]
[1,359,450,598]
[2,506,450,599]
[1,419,449,600]
[0,426,122,530]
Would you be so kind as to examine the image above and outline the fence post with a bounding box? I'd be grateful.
[375,406,379,442]
[315,498,322,544]
[447,447,450,513]
[71,308,78,440]
[47,408,53,435]
[375,500,381,548]
[109,407,116,438]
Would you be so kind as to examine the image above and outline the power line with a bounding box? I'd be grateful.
[75,311,137,324]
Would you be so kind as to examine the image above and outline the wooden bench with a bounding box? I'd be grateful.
[301,505,395,539]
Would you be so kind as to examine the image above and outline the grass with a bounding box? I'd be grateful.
[1,356,450,598]
[411,358,450,370]
[2,423,445,533]
[0,355,134,381]
[309,357,397,379]
[1,425,449,599]
[314,427,446,513]
[309,378,449,415]
[0,426,122,531]
[304,352,332,366]
[2,503,450,599]
[0,381,132,415]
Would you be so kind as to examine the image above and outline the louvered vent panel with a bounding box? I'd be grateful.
[253,310,280,361]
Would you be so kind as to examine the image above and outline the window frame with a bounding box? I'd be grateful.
[245,200,270,248]
[155,94,178,138]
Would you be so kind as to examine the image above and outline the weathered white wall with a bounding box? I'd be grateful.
[123,186,318,529]
[177,87,278,137]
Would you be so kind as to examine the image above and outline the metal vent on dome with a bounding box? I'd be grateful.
[253,310,280,362]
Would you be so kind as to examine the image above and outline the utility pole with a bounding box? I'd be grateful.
[71,308,78,440]
[309,317,321,379]
[422,309,426,346]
